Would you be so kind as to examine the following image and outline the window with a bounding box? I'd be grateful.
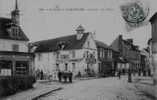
[0,60,12,76]
[98,48,100,58]
[93,51,95,57]
[108,50,110,58]
[65,63,68,71]
[72,63,75,72]
[87,41,90,48]
[72,50,75,58]
[56,63,59,71]
[56,52,59,59]
[102,49,105,58]
[108,49,110,58]
[86,51,89,58]
[110,51,112,58]
[38,53,42,61]
[100,48,102,58]
[12,26,19,38]
[15,61,29,75]
[12,44,19,52]
[105,49,107,58]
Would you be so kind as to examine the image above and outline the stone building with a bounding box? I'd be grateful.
[31,25,98,79]
[0,0,34,76]
[140,49,151,76]
[95,40,116,76]
[149,12,157,84]
[110,35,141,74]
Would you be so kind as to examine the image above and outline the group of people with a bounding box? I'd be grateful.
[57,71,73,83]
[35,69,44,80]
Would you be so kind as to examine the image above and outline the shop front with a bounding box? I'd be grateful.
[0,51,34,77]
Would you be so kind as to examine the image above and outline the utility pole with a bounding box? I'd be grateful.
[149,13,157,85]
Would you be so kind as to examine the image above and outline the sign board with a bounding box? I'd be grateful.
[0,69,11,76]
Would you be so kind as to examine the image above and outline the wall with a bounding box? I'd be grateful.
[83,33,98,74]
[34,52,56,75]
[34,33,99,78]
[0,39,28,52]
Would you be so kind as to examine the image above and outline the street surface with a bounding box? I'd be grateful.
[40,76,152,100]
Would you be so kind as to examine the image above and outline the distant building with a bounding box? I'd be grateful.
[140,49,151,76]
[110,35,141,74]
[147,38,153,76]
[31,25,98,79]
[95,40,116,76]
[149,12,157,84]
[0,0,34,76]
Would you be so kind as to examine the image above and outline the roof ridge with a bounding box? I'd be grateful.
[0,17,11,20]
[95,40,108,45]
[34,32,89,43]
[0,17,29,41]
[33,34,76,44]
[33,32,89,52]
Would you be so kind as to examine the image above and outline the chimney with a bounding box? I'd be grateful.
[92,31,96,40]
[119,35,123,40]
[76,25,85,40]
[127,39,133,44]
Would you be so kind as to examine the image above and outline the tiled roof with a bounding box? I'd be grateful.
[110,36,120,52]
[147,38,152,45]
[33,33,89,52]
[0,17,29,41]
[95,40,109,49]
[110,35,140,52]
[0,51,34,56]
[149,12,157,22]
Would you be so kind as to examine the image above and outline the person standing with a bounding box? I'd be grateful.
[69,71,73,83]
[58,71,62,82]
[40,70,43,80]
[118,70,121,79]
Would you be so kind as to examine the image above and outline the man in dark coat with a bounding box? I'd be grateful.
[118,70,121,79]
[58,71,62,82]
[69,71,73,83]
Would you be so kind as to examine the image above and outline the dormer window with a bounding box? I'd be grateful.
[12,26,19,38]
[57,41,67,50]
[7,26,20,38]
[76,25,85,40]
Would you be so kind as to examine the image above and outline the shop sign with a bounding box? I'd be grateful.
[0,69,11,76]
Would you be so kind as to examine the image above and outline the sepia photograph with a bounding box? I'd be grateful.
[0,0,157,100]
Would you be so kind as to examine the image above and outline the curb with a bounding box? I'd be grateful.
[135,84,157,100]
[133,77,157,100]
[75,77,98,81]
[31,87,63,100]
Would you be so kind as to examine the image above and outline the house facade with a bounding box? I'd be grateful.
[31,25,98,79]
[140,49,151,76]
[96,40,115,76]
[149,12,157,84]
[110,35,141,74]
[147,38,155,76]
[0,0,34,77]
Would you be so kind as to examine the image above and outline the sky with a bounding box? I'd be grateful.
[0,0,157,49]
